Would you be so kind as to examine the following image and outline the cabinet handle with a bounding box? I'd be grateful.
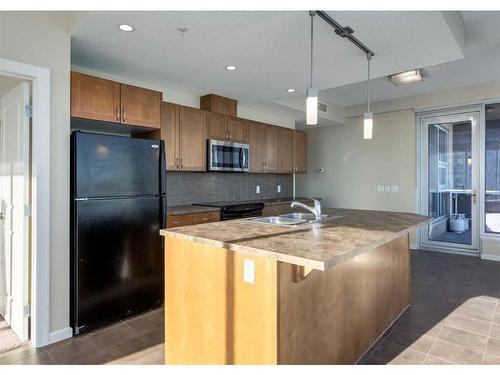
[180,157,183,169]
[295,165,298,172]
[122,108,127,122]
[172,221,181,224]
[202,217,209,221]
[116,107,120,121]
[175,157,179,169]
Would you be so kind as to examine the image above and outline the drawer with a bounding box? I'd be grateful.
[167,214,193,228]
[192,211,220,225]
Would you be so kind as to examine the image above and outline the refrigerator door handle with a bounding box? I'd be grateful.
[159,140,166,195]
[160,196,167,228]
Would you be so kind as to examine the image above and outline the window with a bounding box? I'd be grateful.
[485,104,500,234]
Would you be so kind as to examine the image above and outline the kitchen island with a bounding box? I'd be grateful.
[160,208,430,364]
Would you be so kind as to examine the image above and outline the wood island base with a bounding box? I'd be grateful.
[164,234,410,364]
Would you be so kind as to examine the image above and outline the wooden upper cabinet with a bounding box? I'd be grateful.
[161,102,180,170]
[263,125,278,173]
[294,130,308,174]
[178,106,207,171]
[246,120,266,173]
[121,84,161,129]
[227,117,245,143]
[206,112,227,141]
[200,94,237,117]
[71,72,120,123]
[278,128,294,173]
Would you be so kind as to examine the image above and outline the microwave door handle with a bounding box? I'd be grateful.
[240,148,245,170]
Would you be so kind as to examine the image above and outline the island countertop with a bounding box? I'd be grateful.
[160,208,430,271]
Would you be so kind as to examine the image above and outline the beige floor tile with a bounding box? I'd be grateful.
[494,313,500,325]
[90,322,139,350]
[0,346,37,365]
[429,339,483,364]
[457,297,497,312]
[438,325,488,351]
[490,324,500,339]
[45,334,102,364]
[387,349,426,365]
[486,337,500,357]
[422,355,454,365]
[10,351,55,365]
[484,352,500,365]
[445,315,491,336]
[124,346,164,365]
[451,305,494,323]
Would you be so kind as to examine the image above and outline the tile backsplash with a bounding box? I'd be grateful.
[166,172,293,206]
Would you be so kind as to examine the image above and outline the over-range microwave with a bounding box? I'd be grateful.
[207,139,250,172]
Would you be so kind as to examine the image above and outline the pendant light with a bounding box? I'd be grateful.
[364,53,373,139]
[306,11,318,125]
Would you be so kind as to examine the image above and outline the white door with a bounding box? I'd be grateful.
[0,81,30,341]
[419,110,480,254]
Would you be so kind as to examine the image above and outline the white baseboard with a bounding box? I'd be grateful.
[48,327,73,345]
[481,253,500,262]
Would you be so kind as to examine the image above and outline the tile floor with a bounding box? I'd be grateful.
[2,250,500,365]
[0,307,164,365]
[362,250,500,365]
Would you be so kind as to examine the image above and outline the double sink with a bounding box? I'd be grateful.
[249,212,341,226]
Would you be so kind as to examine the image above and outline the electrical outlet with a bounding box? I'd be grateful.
[256,185,260,194]
[390,184,399,193]
[243,259,255,284]
[384,185,391,193]
[277,185,281,193]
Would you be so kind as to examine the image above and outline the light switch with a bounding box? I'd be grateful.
[256,185,260,194]
[277,185,281,193]
[391,185,399,193]
[377,185,385,193]
[384,185,391,193]
[243,259,255,284]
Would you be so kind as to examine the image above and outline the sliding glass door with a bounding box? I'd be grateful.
[419,110,480,253]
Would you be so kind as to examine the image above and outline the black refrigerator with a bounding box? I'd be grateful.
[70,130,166,335]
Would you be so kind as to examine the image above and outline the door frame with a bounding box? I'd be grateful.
[416,106,481,255]
[0,57,50,347]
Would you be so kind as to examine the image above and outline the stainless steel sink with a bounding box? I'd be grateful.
[279,212,343,223]
[247,216,307,225]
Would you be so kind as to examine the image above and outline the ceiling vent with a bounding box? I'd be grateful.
[318,102,328,113]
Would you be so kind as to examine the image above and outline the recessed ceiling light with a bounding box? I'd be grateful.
[118,24,134,32]
[287,89,296,93]
[225,65,237,71]
[388,69,423,86]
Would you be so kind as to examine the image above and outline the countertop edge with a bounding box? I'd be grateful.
[160,217,431,271]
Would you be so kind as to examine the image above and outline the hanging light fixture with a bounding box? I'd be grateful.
[306,11,318,125]
[364,53,373,139]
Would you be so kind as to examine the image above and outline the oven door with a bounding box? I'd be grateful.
[208,140,249,172]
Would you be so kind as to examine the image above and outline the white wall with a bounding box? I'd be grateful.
[0,12,71,336]
[296,110,416,214]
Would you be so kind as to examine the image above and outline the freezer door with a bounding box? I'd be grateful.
[72,131,161,198]
[72,196,164,333]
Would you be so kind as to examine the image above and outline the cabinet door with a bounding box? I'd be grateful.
[246,121,266,173]
[71,72,121,123]
[294,130,308,174]
[278,128,294,173]
[227,117,245,143]
[121,84,161,129]
[206,112,227,141]
[161,102,180,170]
[178,106,207,171]
[263,125,278,173]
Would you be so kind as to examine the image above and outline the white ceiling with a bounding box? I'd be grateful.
[71,11,468,114]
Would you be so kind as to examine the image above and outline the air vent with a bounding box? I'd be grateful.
[318,102,328,113]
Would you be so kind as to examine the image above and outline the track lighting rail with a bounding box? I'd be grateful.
[313,10,375,57]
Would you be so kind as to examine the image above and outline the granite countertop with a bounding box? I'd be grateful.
[160,208,430,271]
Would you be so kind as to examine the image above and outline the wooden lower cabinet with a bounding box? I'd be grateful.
[167,211,220,228]
[164,234,410,364]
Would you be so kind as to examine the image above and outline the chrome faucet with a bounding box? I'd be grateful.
[291,198,322,221]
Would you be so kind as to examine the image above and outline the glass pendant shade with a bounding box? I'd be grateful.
[306,87,318,125]
[364,112,373,139]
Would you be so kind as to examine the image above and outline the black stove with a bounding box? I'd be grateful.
[195,201,264,221]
